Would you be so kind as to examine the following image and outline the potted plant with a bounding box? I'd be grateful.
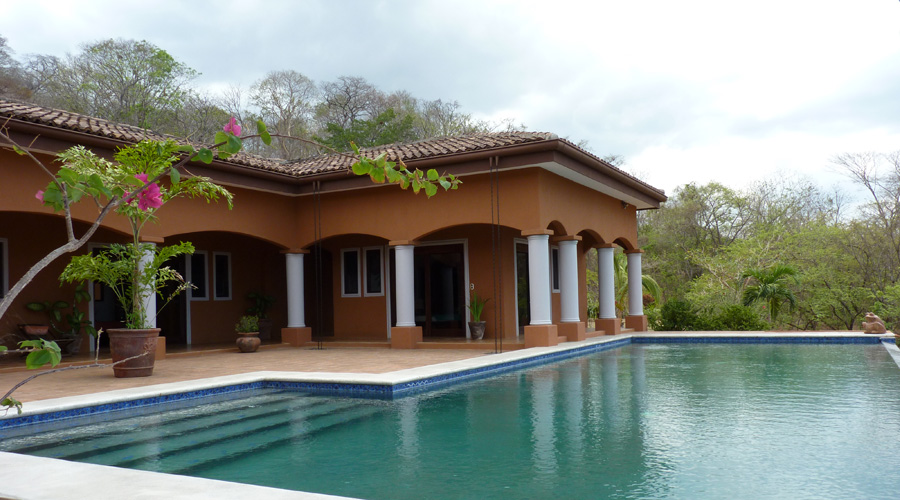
[467,291,490,340]
[25,283,97,355]
[235,315,260,353]
[246,291,275,340]
[52,140,233,377]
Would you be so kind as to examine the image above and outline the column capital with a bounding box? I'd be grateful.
[281,248,310,254]
[595,243,617,249]
[521,229,554,237]
[625,248,645,254]
[389,240,417,247]
[139,236,164,244]
[552,235,582,243]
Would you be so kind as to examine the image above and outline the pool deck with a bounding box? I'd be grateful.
[0,331,896,500]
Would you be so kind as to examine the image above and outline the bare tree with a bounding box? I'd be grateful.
[250,70,320,159]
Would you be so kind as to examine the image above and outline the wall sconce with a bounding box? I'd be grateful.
[621,201,629,210]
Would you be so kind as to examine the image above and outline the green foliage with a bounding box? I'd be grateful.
[740,264,798,323]
[317,108,416,152]
[350,144,460,198]
[246,292,275,319]
[235,315,260,334]
[658,300,703,331]
[60,242,195,329]
[25,283,97,338]
[707,305,769,331]
[19,339,62,369]
[467,292,490,322]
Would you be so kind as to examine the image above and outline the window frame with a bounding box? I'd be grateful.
[550,246,560,293]
[363,246,384,297]
[212,252,232,301]
[341,248,361,297]
[0,238,7,299]
[188,250,209,301]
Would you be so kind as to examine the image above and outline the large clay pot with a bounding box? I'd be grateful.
[236,332,261,353]
[468,321,486,340]
[107,328,159,378]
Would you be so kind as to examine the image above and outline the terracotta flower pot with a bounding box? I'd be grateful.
[236,332,261,353]
[468,321,486,340]
[107,328,159,378]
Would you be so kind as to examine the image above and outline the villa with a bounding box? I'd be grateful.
[0,98,667,353]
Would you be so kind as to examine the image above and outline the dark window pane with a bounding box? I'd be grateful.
[343,250,359,295]
[365,248,382,294]
[214,253,231,299]
[0,240,5,298]
[191,253,207,299]
[551,248,560,291]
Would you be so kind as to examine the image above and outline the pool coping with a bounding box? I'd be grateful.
[0,331,895,500]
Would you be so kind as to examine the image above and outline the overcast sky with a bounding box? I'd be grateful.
[2,0,899,197]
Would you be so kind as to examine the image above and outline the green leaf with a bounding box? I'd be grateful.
[427,169,439,181]
[439,179,451,190]
[385,167,401,184]
[87,174,105,190]
[197,148,214,164]
[424,182,438,197]
[370,167,385,183]
[25,349,52,369]
[225,134,242,154]
[351,161,372,176]
[214,131,229,146]
[169,167,180,184]
[177,144,195,154]
[1,397,22,415]
[57,168,79,185]
[257,120,272,145]
[12,145,26,156]
[0,346,7,352]
[411,179,421,194]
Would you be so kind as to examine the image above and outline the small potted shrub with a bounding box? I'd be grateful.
[24,283,97,355]
[235,315,260,353]
[467,292,490,340]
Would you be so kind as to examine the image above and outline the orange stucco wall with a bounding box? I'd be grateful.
[2,144,641,346]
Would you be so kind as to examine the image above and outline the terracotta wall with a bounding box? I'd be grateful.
[176,232,287,345]
[0,212,130,348]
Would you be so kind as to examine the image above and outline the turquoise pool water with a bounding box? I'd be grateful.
[4,343,900,499]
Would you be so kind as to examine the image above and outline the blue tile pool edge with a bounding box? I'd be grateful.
[0,333,892,430]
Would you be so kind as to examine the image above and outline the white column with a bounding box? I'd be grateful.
[559,239,580,323]
[627,251,644,316]
[597,246,616,319]
[395,244,416,327]
[527,234,552,325]
[138,243,156,328]
[286,253,305,328]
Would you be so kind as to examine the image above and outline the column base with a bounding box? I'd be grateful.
[625,315,649,332]
[155,335,166,360]
[282,327,312,347]
[557,321,586,342]
[524,324,559,348]
[391,326,422,349]
[596,318,621,335]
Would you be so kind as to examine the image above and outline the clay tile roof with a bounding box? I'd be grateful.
[0,98,664,199]
[288,132,560,176]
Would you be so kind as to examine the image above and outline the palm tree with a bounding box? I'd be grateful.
[614,252,662,318]
[740,264,798,323]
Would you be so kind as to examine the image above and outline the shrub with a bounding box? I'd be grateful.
[658,300,702,331]
[710,305,769,331]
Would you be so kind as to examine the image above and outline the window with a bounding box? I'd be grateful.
[213,252,231,300]
[0,238,7,298]
[342,249,360,297]
[551,246,560,293]
[189,251,208,300]
[364,247,384,296]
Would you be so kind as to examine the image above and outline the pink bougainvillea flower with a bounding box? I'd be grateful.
[35,190,44,202]
[223,117,241,136]
[132,173,163,211]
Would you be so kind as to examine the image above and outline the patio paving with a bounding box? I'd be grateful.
[0,345,490,404]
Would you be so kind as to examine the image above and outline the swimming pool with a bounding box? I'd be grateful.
[2,335,899,499]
